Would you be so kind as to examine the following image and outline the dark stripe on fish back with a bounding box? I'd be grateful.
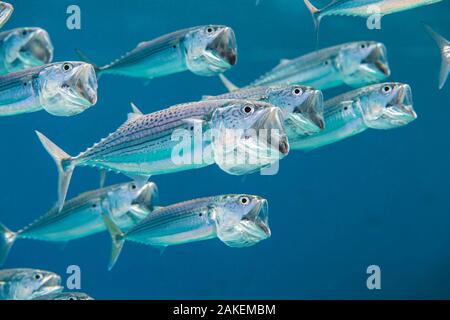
[104,28,192,70]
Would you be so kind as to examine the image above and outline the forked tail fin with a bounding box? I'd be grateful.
[423,23,449,90]
[35,131,74,212]
[101,213,125,271]
[0,223,16,266]
[304,0,322,46]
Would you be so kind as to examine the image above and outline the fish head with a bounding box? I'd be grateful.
[184,25,237,76]
[38,61,98,116]
[211,100,289,175]
[2,27,53,72]
[360,83,417,129]
[266,85,324,135]
[0,2,13,28]
[339,41,390,87]
[212,194,271,247]
[105,181,159,229]
[10,269,63,300]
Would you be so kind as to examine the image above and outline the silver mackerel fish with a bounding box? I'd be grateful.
[0,268,63,300]
[0,181,158,266]
[0,61,97,117]
[0,27,53,74]
[289,82,417,151]
[78,25,237,79]
[36,100,289,211]
[102,194,271,270]
[219,41,390,91]
[424,23,449,90]
[204,84,324,135]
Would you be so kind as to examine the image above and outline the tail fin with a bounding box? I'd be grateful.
[218,74,239,92]
[304,0,322,46]
[75,48,104,77]
[35,131,74,212]
[101,213,125,271]
[0,223,17,266]
[423,23,449,90]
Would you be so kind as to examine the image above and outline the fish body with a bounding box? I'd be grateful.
[36,100,288,211]
[290,82,417,151]
[204,84,325,135]
[305,0,443,22]
[0,27,53,74]
[0,268,63,300]
[0,2,13,29]
[31,292,94,300]
[221,42,390,91]
[424,23,449,89]
[102,194,271,269]
[0,182,158,265]
[0,61,97,117]
[81,25,237,79]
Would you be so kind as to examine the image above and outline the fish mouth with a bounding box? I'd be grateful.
[217,198,271,248]
[131,182,159,210]
[205,27,237,68]
[74,64,98,106]
[366,84,417,129]
[290,89,325,134]
[0,2,13,28]
[362,43,390,77]
[256,107,290,156]
[19,28,54,65]
[30,275,63,299]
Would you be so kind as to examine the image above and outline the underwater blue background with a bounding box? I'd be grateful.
[1,0,450,299]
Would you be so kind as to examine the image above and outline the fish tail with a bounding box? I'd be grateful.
[0,223,17,266]
[74,48,104,77]
[303,0,322,46]
[218,74,239,92]
[101,213,125,271]
[423,23,449,89]
[35,131,75,212]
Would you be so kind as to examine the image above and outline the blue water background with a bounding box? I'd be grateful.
[1,0,450,299]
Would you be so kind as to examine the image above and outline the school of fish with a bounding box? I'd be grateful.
[0,0,447,299]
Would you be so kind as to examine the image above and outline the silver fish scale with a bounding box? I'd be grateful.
[76,101,223,161]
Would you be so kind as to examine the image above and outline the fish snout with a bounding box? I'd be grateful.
[76,64,98,105]
[207,27,237,66]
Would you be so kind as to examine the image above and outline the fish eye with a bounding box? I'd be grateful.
[242,104,254,115]
[92,203,97,208]
[206,27,214,34]
[62,63,73,72]
[34,274,42,280]
[292,88,302,96]
[382,85,392,94]
[239,196,250,206]
[360,43,366,49]
[131,184,137,190]
[22,30,27,36]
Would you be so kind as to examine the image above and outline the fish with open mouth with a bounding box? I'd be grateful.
[289,82,417,151]
[36,100,288,211]
[0,61,98,117]
[0,181,158,266]
[76,25,237,80]
[0,268,63,300]
[304,0,443,39]
[31,292,94,300]
[102,194,271,270]
[219,41,390,91]
[0,2,13,29]
[203,84,324,135]
[0,27,54,74]
[423,23,449,90]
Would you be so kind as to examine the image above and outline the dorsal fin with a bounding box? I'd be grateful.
[278,59,291,66]
[126,103,144,122]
